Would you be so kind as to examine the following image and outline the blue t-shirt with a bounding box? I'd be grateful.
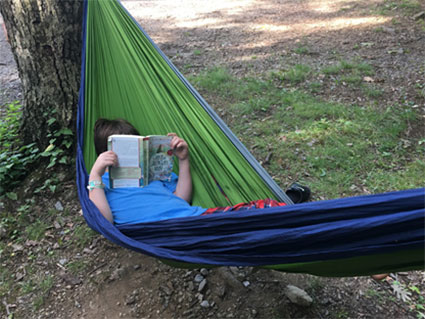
[102,172,206,225]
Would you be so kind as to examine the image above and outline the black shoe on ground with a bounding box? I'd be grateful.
[286,183,311,204]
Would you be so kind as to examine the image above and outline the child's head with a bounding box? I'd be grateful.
[94,118,140,155]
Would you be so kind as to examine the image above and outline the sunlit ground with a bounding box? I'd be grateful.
[122,0,390,42]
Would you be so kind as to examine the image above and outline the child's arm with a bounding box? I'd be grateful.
[88,151,117,223]
[168,134,192,203]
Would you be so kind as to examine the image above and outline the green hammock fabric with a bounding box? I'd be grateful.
[83,0,288,208]
[162,248,423,277]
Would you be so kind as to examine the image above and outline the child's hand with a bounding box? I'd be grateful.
[90,151,118,177]
[168,133,189,161]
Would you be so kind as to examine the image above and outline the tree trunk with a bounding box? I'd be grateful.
[0,0,83,149]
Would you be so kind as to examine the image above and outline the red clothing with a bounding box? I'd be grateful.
[202,199,286,215]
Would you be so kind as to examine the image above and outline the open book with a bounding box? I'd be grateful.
[107,135,174,188]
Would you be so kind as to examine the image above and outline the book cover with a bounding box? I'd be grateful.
[146,135,174,183]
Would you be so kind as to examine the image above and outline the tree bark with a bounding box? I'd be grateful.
[0,0,83,149]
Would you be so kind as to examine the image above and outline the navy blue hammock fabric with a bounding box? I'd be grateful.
[77,179,425,276]
[76,0,425,277]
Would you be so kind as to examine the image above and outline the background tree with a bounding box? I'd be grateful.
[0,0,83,150]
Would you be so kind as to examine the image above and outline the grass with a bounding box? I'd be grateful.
[32,275,54,310]
[364,87,384,98]
[377,0,423,16]
[339,74,363,85]
[294,45,310,55]
[309,81,322,93]
[191,67,424,199]
[365,288,386,302]
[273,64,312,84]
[322,60,374,76]
[67,260,88,274]
[25,220,48,241]
[73,224,97,248]
[0,264,12,298]
[322,60,383,97]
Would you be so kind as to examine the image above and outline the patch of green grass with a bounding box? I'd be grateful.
[193,49,201,56]
[72,224,97,248]
[192,67,424,198]
[340,74,363,85]
[282,64,311,84]
[20,279,36,294]
[365,288,386,302]
[183,63,192,70]
[354,62,374,75]
[322,64,342,75]
[363,159,425,193]
[309,81,322,93]
[32,275,54,310]
[191,67,236,96]
[339,60,357,70]
[67,260,88,274]
[364,86,384,98]
[191,67,271,101]
[322,60,374,76]
[376,0,423,16]
[391,18,401,25]
[334,309,350,319]
[40,275,54,292]
[398,0,423,12]
[416,82,425,99]
[230,96,273,115]
[0,264,12,298]
[25,220,48,241]
[294,45,310,55]
[33,295,45,310]
[322,60,375,89]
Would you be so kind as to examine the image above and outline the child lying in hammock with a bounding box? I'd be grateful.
[88,118,310,225]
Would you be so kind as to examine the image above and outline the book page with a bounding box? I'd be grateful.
[111,136,140,167]
[111,179,140,188]
[108,135,144,188]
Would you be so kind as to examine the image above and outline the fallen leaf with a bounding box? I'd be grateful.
[15,272,25,281]
[12,244,24,252]
[25,240,39,247]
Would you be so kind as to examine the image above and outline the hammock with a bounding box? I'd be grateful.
[76,0,425,277]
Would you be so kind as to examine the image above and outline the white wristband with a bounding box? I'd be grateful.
[87,180,105,191]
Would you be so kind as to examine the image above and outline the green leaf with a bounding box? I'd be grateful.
[47,159,56,169]
[44,144,55,153]
[6,192,18,200]
[409,285,420,294]
[59,128,73,135]
[62,140,73,149]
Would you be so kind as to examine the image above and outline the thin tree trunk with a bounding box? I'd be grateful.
[0,0,83,149]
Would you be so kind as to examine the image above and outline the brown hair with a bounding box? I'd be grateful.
[94,118,140,155]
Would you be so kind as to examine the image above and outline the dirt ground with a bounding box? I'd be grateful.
[1,0,424,318]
